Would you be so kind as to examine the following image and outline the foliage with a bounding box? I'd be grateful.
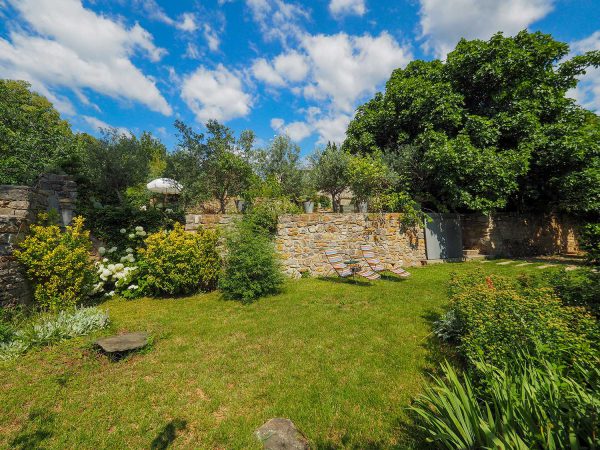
[537,268,600,319]
[345,31,600,214]
[411,358,600,449]
[243,197,301,235]
[310,143,350,212]
[580,222,600,267]
[78,129,167,205]
[0,80,82,185]
[167,120,255,212]
[437,270,599,372]
[254,135,305,201]
[347,151,397,205]
[219,224,284,302]
[0,307,110,361]
[138,223,220,296]
[14,215,96,311]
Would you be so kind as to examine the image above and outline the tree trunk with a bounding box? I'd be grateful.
[331,192,340,212]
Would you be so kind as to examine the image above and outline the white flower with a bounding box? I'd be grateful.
[120,256,128,263]
[128,233,135,239]
[136,230,147,237]
[115,263,124,272]
[101,269,112,278]
[126,254,135,263]
[135,226,144,232]
[127,284,138,290]
[108,247,117,254]
[107,264,115,271]
[165,208,173,213]
[102,258,109,263]
[140,205,147,211]
[106,291,115,297]
[120,228,127,234]
[98,247,106,255]
[126,247,133,254]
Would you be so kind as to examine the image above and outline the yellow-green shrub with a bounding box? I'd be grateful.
[14,215,96,311]
[138,223,220,295]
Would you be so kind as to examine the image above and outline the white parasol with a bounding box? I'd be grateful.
[146,178,183,195]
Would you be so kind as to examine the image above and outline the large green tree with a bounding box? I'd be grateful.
[344,31,600,215]
[0,80,81,185]
[167,120,254,212]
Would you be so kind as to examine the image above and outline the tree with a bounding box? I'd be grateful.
[167,120,255,212]
[310,143,349,212]
[344,31,600,214]
[0,80,81,185]
[347,152,397,205]
[255,135,304,201]
[80,129,166,205]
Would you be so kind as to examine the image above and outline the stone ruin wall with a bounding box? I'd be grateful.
[0,174,77,306]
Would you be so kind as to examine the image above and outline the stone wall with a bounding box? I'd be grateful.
[0,175,77,306]
[184,213,239,232]
[461,213,581,257]
[276,213,426,278]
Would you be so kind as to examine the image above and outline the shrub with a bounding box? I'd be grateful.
[545,268,600,319]
[219,225,284,302]
[244,198,301,235]
[14,215,96,311]
[138,223,220,296]
[411,358,600,449]
[580,222,600,268]
[437,271,599,372]
[0,307,110,361]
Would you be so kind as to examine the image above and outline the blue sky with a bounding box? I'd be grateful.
[1,0,599,155]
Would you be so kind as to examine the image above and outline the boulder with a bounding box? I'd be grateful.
[96,332,149,353]
[255,418,309,450]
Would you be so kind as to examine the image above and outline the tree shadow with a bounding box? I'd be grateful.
[150,419,187,450]
[379,273,409,283]
[10,408,55,450]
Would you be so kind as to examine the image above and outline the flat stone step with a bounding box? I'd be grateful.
[96,332,149,353]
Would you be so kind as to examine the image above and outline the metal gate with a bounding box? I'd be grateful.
[424,213,463,260]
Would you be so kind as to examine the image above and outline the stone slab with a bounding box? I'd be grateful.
[96,332,149,353]
[255,418,309,450]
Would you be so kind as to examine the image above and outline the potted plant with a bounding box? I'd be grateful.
[235,198,247,213]
[299,171,318,213]
[348,152,395,214]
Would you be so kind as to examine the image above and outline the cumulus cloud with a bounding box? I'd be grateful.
[82,115,130,135]
[329,0,366,17]
[181,64,252,122]
[251,51,309,86]
[569,31,600,112]
[134,0,198,32]
[0,0,172,115]
[270,117,312,142]
[245,0,310,46]
[418,0,554,58]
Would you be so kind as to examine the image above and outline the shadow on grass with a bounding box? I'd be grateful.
[379,273,409,283]
[316,276,372,287]
[10,408,55,450]
[150,419,187,450]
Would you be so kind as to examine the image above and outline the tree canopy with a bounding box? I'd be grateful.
[344,31,600,216]
[0,80,81,185]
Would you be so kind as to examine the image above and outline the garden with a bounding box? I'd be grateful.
[1,31,599,449]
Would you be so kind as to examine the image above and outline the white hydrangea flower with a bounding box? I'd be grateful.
[136,230,147,237]
[129,233,135,239]
[126,247,134,254]
[115,263,124,272]
[135,226,144,232]
[127,284,138,290]
[102,258,109,263]
[165,208,173,213]
[140,205,147,211]
[108,247,117,253]
[120,228,126,234]
[98,247,106,255]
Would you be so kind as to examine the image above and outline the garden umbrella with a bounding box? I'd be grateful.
[146,178,183,195]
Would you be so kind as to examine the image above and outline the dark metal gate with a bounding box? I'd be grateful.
[424,213,463,260]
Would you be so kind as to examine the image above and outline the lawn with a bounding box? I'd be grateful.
[0,261,543,449]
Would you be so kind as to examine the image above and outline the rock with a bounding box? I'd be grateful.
[96,332,149,353]
[255,418,309,450]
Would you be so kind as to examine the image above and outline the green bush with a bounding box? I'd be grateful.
[219,225,284,302]
[138,223,220,296]
[580,222,600,268]
[412,358,600,449]
[437,271,599,372]
[14,215,96,311]
[243,198,301,235]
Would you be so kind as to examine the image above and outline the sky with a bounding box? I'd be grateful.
[1,0,599,155]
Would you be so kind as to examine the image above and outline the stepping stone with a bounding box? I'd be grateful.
[255,418,309,450]
[565,265,580,271]
[515,262,533,267]
[96,332,149,353]
[496,261,515,265]
[479,260,491,263]
[537,264,555,269]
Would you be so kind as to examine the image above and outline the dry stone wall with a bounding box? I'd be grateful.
[276,213,425,278]
[0,175,77,306]
[461,213,581,257]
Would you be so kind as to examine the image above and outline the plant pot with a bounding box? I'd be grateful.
[356,201,368,213]
[235,199,247,213]
[303,200,314,213]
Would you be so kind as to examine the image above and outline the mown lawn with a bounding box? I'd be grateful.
[0,261,543,449]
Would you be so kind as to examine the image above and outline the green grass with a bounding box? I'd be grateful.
[0,261,543,449]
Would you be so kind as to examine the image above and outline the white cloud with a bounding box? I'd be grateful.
[0,0,171,115]
[252,59,286,86]
[251,51,308,86]
[181,64,252,122]
[270,117,312,142]
[418,0,554,58]
[82,115,130,135]
[203,24,221,51]
[177,12,198,32]
[301,32,412,112]
[185,43,201,59]
[312,112,352,144]
[570,31,600,112]
[245,0,310,46]
[329,0,366,17]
